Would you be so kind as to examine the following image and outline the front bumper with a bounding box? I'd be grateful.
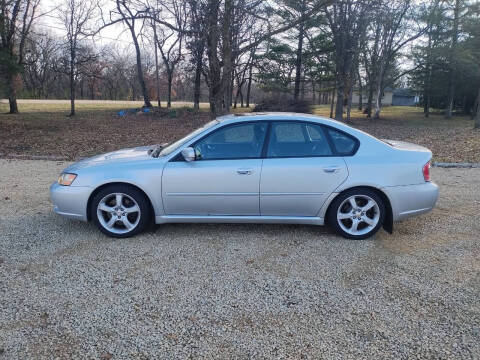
[383,182,439,221]
[50,182,91,221]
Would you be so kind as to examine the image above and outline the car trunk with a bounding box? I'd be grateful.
[381,139,431,154]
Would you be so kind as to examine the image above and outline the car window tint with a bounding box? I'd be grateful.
[267,122,332,157]
[194,123,267,160]
[327,128,357,155]
[274,123,305,142]
[306,124,325,141]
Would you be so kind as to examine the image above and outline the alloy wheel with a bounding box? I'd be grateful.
[336,195,380,236]
[96,192,141,235]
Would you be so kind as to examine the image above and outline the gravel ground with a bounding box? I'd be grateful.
[0,159,479,359]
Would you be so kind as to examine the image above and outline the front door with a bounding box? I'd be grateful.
[162,122,268,215]
[260,121,348,216]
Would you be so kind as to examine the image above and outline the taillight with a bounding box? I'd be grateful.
[422,161,431,182]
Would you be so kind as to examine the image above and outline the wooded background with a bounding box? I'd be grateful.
[1,0,479,127]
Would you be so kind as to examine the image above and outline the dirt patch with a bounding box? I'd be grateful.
[1,104,479,162]
[0,108,210,160]
[349,117,480,163]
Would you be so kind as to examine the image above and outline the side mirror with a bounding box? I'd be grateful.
[181,147,196,162]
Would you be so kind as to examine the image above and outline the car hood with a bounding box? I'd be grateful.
[65,146,155,172]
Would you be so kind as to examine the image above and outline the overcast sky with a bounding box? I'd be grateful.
[36,0,133,48]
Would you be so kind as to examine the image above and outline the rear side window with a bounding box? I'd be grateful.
[267,122,333,157]
[326,128,358,156]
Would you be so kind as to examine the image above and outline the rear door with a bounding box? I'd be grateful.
[260,121,349,216]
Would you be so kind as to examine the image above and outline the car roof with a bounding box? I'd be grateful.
[217,112,350,130]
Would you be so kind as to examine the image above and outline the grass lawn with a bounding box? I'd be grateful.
[0,101,478,162]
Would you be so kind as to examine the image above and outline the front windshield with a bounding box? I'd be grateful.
[158,120,219,157]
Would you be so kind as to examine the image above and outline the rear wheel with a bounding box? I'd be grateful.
[328,188,385,240]
[91,184,151,238]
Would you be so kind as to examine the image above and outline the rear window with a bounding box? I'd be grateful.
[327,128,358,156]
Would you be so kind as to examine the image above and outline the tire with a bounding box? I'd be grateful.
[327,188,385,240]
[91,184,151,238]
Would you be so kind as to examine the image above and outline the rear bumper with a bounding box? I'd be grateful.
[50,182,91,221]
[383,182,439,221]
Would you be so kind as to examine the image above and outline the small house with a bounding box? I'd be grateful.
[351,87,394,106]
[392,88,419,106]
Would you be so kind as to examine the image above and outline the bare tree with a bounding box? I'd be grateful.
[325,0,370,121]
[104,0,153,108]
[205,0,331,117]
[152,16,161,108]
[445,0,462,118]
[153,0,186,108]
[58,0,98,116]
[94,0,329,117]
[370,0,430,119]
[0,0,41,113]
[23,32,61,98]
[245,47,257,107]
[233,52,253,108]
[292,0,308,101]
[187,0,206,110]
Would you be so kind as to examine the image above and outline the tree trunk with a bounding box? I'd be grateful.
[373,62,387,120]
[69,48,76,117]
[153,25,161,109]
[129,27,152,108]
[474,81,480,129]
[335,79,344,121]
[365,24,381,118]
[346,85,353,122]
[357,71,363,111]
[424,91,431,118]
[424,29,432,118]
[228,68,235,107]
[312,81,316,105]
[373,88,382,119]
[246,62,253,108]
[6,74,19,114]
[330,83,336,119]
[365,84,374,117]
[193,44,203,111]
[206,0,225,118]
[234,84,240,108]
[300,72,305,100]
[167,72,173,108]
[446,0,460,119]
[293,16,305,101]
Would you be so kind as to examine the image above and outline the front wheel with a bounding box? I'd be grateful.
[91,184,151,238]
[328,188,385,240]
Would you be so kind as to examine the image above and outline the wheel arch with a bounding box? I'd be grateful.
[86,182,155,223]
[325,186,393,234]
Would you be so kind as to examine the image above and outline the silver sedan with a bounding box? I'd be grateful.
[50,113,438,239]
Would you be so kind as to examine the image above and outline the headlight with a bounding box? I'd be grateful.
[58,173,77,186]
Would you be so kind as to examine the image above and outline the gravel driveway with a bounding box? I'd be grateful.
[0,159,479,359]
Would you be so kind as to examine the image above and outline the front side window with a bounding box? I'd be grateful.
[267,122,333,158]
[194,122,268,160]
[159,120,219,156]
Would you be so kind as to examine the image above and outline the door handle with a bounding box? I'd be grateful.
[236,169,253,175]
[323,166,341,173]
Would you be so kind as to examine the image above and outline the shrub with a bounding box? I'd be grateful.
[252,98,312,113]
